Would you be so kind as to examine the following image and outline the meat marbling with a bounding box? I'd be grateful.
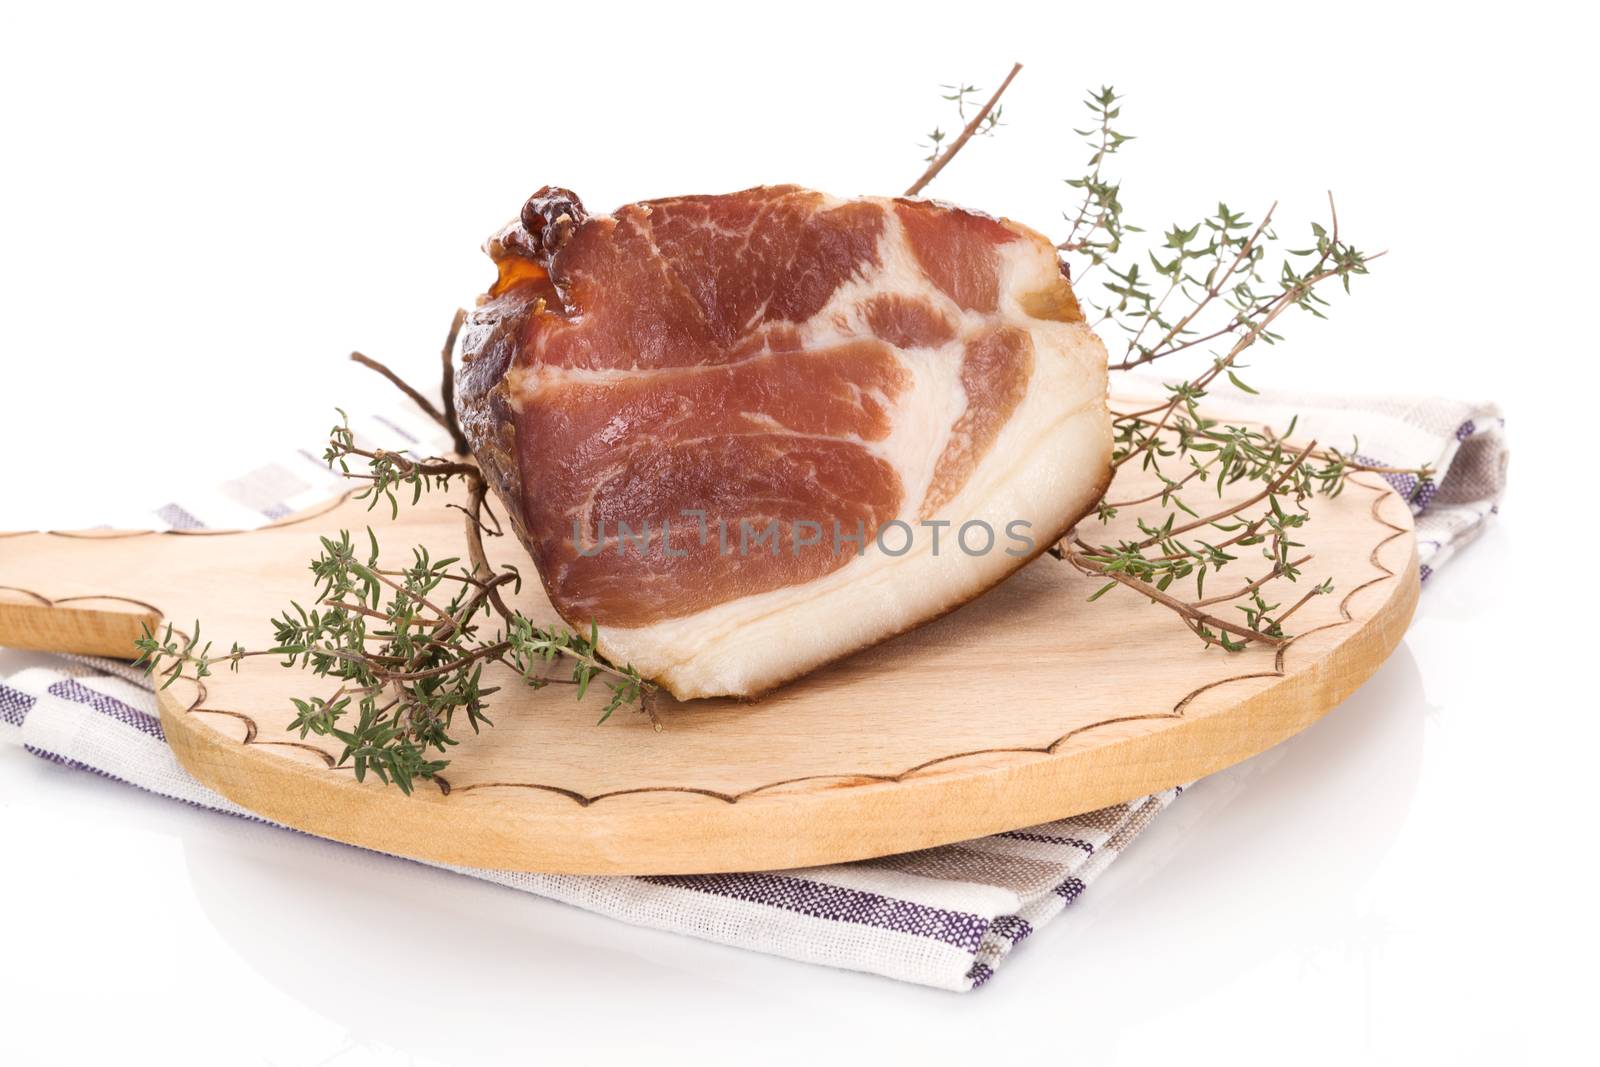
[456,185,1111,699]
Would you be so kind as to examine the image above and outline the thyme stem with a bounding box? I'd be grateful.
[1066,542,1284,648]
[904,62,1022,197]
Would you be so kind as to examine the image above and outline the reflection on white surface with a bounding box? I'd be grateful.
[995,646,1427,1045]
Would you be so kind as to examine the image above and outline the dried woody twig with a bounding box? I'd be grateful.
[904,62,1023,197]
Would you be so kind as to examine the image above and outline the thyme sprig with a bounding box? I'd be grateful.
[1059,86,1139,274]
[136,334,655,793]
[914,75,1430,652]
[905,62,1022,197]
[322,411,479,520]
[1049,88,1420,650]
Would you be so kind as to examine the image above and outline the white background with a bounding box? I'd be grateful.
[1,0,1594,1062]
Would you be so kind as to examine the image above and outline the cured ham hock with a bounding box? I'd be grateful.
[455,185,1111,699]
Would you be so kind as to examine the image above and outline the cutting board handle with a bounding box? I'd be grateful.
[1,529,172,658]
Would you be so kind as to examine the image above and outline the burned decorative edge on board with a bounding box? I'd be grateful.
[0,474,1413,808]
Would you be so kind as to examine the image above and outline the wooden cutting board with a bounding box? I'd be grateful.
[0,463,1417,874]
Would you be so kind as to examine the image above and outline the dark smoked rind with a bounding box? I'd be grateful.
[453,219,556,560]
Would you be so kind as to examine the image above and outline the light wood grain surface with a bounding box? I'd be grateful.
[0,462,1417,874]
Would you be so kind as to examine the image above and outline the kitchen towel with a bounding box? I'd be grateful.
[0,386,1506,991]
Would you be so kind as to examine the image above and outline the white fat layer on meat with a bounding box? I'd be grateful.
[806,204,967,521]
[589,210,1111,699]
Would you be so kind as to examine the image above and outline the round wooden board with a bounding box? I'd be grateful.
[0,462,1417,874]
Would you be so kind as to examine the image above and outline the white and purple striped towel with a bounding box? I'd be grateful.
[0,386,1506,990]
